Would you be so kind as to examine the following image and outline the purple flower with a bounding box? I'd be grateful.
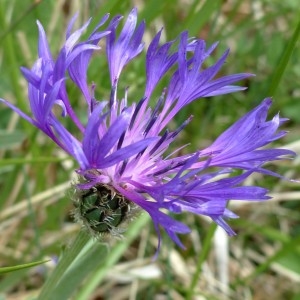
[0,8,294,252]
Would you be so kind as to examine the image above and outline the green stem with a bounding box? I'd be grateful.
[267,15,300,96]
[186,223,217,300]
[37,230,90,300]
[76,213,150,300]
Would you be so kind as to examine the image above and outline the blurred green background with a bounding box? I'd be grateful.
[0,0,299,299]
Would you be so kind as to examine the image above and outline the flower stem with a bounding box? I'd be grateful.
[186,222,217,300]
[37,230,90,300]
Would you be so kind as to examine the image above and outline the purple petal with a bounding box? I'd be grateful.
[98,137,157,168]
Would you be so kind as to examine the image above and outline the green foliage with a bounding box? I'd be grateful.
[0,259,50,274]
[0,0,299,299]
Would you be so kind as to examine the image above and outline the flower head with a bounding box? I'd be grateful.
[0,8,294,252]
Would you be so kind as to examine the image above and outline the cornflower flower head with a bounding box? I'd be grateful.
[0,8,294,252]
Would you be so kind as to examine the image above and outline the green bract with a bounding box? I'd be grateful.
[75,184,132,234]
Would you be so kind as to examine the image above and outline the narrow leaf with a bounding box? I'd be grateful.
[0,259,50,274]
